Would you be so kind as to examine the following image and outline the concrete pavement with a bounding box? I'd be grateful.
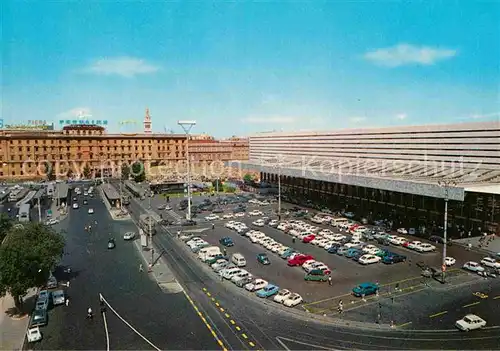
[0,289,36,351]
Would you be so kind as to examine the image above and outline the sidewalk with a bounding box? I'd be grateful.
[0,289,37,351]
[98,185,131,221]
[454,235,500,256]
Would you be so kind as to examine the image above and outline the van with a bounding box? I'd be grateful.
[198,246,221,261]
[231,253,246,267]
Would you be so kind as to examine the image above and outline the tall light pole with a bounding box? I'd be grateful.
[278,164,282,218]
[148,194,153,264]
[177,120,196,221]
[438,179,457,284]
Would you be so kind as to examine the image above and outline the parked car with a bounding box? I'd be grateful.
[52,290,65,305]
[382,253,407,264]
[445,257,456,266]
[352,282,379,297]
[304,269,330,282]
[480,257,500,269]
[46,275,57,289]
[287,255,315,266]
[26,327,42,343]
[283,293,303,307]
[273,289,292,303]
[245,279,268,292]
[123,232,136,240]
[257,253,270,265]
[29,309,48,327]
[358,254,381,265]
[256,284,280,298]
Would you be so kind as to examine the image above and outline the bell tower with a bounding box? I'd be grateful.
[144,108,152,134]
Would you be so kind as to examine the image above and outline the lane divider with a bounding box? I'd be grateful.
[429,311,448,318]
[463,301,480,308]
[182,290,228,351]
[202,287,258,349]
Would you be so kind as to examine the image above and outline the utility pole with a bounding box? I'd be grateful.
[177,120,196,221]
[278,164,282,217]
[148,195,153,264]
[438,180,457,284]
[38,196,42,222]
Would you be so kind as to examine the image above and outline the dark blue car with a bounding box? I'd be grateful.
[219,237,234,247]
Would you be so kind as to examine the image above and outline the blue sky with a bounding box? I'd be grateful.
[2,1,499,137]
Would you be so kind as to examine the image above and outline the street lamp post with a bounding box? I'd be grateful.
[177,120,196,221]
[438,179,457,284]
[278,164,282,218]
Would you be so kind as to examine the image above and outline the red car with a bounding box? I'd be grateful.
[302,234,316,243]
[288,254,315,266]
[401,241,411,248]
[349,224,360,232]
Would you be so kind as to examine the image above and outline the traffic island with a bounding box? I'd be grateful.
[98,185,131,221]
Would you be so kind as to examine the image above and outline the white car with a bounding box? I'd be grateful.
[389,237,407,246]
[273,289,292,303]
[234,212,245,218]
[46,218,59,226]
[88,208,94,214]
[277,223,289,231]
[222,268,242,280]
[223,214,234,219]
[455,314,487,331]
[358,254,381,265]
[231,270,251,283]
[283,293,303,307]
[252,219,265,227]
[407,241,423,250]
[225,221,237,229]
[123,232,135,240]
[444,257,456,266]
[397,228,408,234]
[304,262,324,273]
[331,234,346,241]
[26,327,42,343]
[245,279,268,292]
[249,210,263,216]
[480,257,500,269]
[72,203,79,209]
[205,214,220,221]
[344,240,363,248]
[268,220,279,227]
[463,261,485,272]
[362,245,379,255]
[211,259,229,271]
[415,243,436,252]
[319,229,333,236]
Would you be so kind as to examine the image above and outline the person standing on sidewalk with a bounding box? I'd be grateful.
[139,264,143,272]
[328,276,332,286]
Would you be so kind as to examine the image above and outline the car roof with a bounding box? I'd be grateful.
[360,282,376,287]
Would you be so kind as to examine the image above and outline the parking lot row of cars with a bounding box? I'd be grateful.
[179,232,304,307]
[26,275,67,344]
[225,220,334,281]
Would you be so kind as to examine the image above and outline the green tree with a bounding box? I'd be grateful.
[131,161,146,182]
[243,173,254,183]
[45,162,56,181]
[0,214,13,244]
[121,162,130,180]
[0,223,65,313]
[83,165,91,179]
[212,179,223,191]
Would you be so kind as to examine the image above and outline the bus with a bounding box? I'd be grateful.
[18,203,31,222]
[125,181,145,199]
[9,188,29,202]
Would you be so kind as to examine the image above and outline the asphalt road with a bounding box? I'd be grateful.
[127,195,500,350]
[27,193,219,350]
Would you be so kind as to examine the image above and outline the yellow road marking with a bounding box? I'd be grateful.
[220,308,225,312]
[236,326,241,331]
[211,297,215,301]
[207,292,211,297]
[249,342,255,347]
[215,302,220,307]
[224,313,230,318]
[182,290,228,351]
[463,302,481,308]
[202,287,207,292]
[397,321,412,328]
[230,319,235,325]
[429,311,448,318]
[242,333,248,339]
[493,296,500,300]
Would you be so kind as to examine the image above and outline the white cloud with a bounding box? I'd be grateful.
[396,113,407,120]
[243,116,297,124]
[83,57,160,77]
[57,107,93,119]
[349,116,366,123]
[471,111,500,119]
[364,44,457,67]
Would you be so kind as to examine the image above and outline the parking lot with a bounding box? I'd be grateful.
[141,192,497,327]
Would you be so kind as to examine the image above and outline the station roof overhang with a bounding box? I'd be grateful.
[227,161,467,201]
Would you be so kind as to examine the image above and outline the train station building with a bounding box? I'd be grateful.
[232,121,500,238]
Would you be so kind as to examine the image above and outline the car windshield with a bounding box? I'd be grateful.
[463,317,473,323]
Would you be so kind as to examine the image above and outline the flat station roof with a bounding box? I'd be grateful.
[102,183,120,200]
[55,183,69,198]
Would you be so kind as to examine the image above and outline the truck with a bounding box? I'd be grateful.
[18,203,31,222]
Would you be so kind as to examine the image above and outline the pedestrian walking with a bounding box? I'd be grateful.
[139,264,143,272]
[292,237,296,244]
[65,298,69,306]
[223,248,227,256]
[212,223,215,230]
[177,230,181,238]
[338,300,343,314]
[328,276,332,286]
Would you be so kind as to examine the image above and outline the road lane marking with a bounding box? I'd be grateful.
[202,287,207,292]
[230,319,235,325]
[180,290,228,351]
[249,342,255,347]
[220,307,225,312]
[397,321,412,328]
[215,302,220,307]
[211,297,215,301]
[493,296,500,300]
[224,313,230,318]
[463,302,480,308]
[207,292,211,297]
[236,326,241,331]
[429,311,448,318]
[242,333,248,339]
